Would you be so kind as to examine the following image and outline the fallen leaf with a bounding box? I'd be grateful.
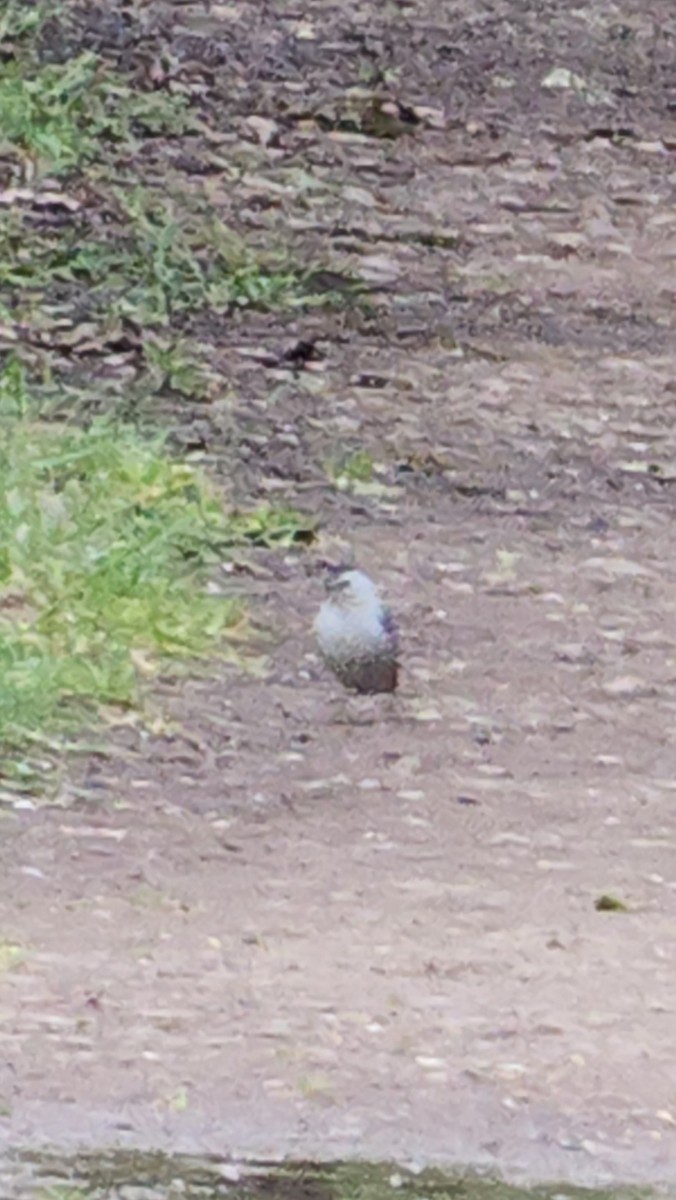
[595,894,629,912]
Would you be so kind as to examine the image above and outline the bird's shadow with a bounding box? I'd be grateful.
[324,692,417,726]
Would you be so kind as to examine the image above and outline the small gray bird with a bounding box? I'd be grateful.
[314,568,399,693]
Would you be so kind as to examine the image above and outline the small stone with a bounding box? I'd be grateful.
[601,675,649,699]
[413,707,443,722]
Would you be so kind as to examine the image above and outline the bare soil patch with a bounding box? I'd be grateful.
[3,0,676,1185]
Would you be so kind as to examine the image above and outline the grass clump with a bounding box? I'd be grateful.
[326,449,375,487]
[0,406,246,745]
[224,506,316,547]
[0,50,192,176]
[103,190,307,326]
[0,182,339,364]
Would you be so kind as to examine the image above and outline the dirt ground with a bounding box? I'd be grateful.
[4,0,676,1187]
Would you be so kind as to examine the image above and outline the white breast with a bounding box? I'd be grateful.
[315,597,390,663]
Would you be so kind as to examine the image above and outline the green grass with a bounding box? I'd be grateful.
[0,3,324,774]
[326,449,375,486]
[143,337,217,401]
[0,412,247,744]
[0,0,358,438]
[0,9,354,350]
[96,188,308,325]
[0,180,311,339]
[0,48,193,176]
[0,358,315,761]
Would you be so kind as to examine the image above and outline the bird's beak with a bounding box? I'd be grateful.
[325,572,349,594]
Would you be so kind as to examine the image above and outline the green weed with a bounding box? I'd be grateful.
[143,338,215,401]
[326,449,375,486]
[225,507,316,548]
[0,187,321,343]
[0,1,44,43]
[109,191,310,323]
[0,47,192,176]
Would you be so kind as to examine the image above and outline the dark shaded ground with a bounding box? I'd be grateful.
[3,0,676,1188]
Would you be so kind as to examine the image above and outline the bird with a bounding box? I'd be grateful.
[314,567,399,694]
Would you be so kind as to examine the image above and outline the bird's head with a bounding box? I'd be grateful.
[324,567,380,609]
